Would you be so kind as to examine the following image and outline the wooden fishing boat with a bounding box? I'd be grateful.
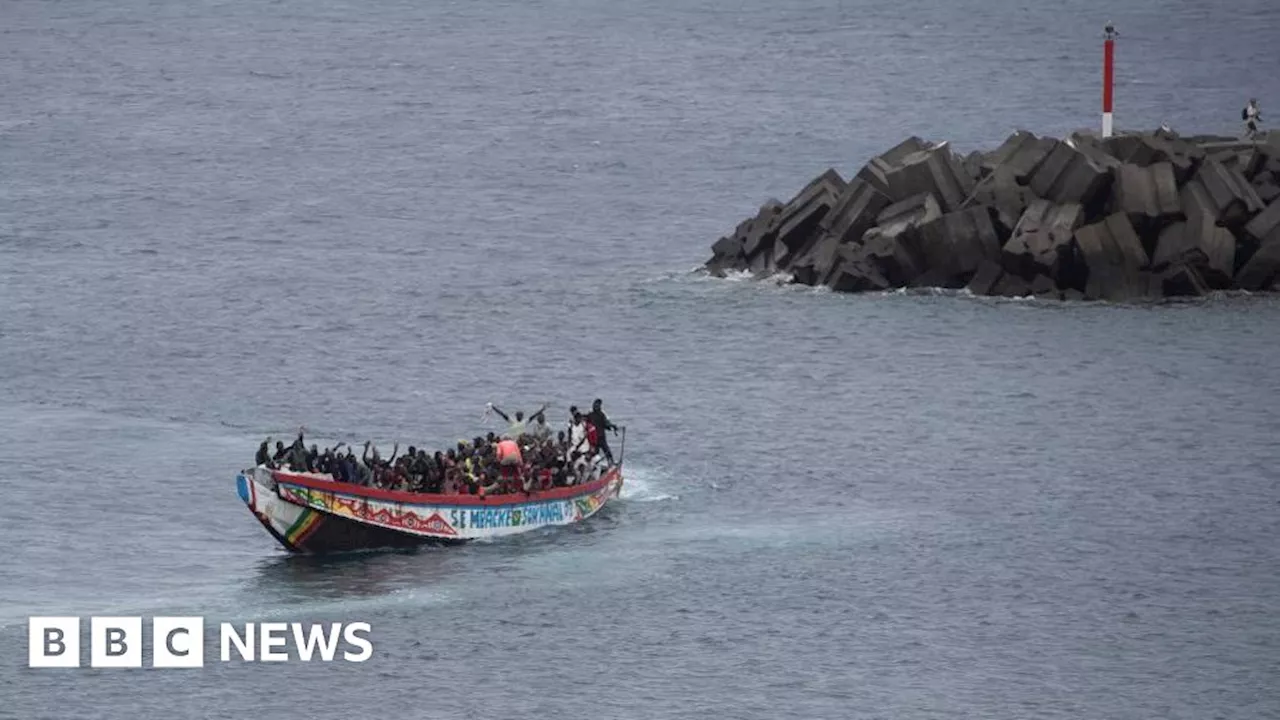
[236,464,624,553]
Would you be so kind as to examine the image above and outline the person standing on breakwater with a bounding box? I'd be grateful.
[1243,98,1262,139]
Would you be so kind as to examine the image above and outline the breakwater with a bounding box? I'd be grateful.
[705,129,1280,300]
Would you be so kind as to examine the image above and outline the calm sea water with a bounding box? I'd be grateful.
[3,0,1279,718]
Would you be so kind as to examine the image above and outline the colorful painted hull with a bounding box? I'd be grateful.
[236,465,623,553]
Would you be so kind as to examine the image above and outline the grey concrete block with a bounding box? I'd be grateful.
[875,190,947,245]
[741,200,784,259]
[1000,199,1085,282]
[1113,162,1182,227]
[707,199,784,274]
[853,193,943,287]
[711,234,744,259]
[706,235,746,275]
[1257,180,1280,204]
[1194,158,1265,229]
[1199,140,1265,155]
[875,192,944,233]
[1150,217,1236,289]
[1244,197,1280,246]
[1075,213,1153,300]
[1160,263,1210,297]
[908,267,955,288]
[855,136,930,195]
[883,143,976,212]
[820,179,891,244]
[992,273,1032,298]
[826,257,890,293]
[1029,274,1057,295]
[966,260,1004,296]
[1234,149,1267,179]
[915,205,1004,283]
[962,166,1039,232]
[1189,135,1245,146]
[1028,139,1120,207]
[1104,132,1202,184]
[861,228,925,287]
[1234,240,1280,291]
[981,130,1058,182]
[773,169,845,268]
[962,150,986,183]
[788,231,845,287]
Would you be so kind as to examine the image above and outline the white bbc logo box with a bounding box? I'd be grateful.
[29,617,204,668]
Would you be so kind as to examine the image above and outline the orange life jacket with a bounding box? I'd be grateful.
[496,439,522,465]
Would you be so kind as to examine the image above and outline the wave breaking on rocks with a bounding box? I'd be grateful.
[704,129,1280,301]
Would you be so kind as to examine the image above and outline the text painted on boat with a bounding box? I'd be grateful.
[450,503,570,530]
[275,476,617,535]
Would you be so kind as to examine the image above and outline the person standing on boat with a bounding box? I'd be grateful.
[567,407,589,457]
[528,410,552,443]
[566,408,594,482]
[586,399,618,465]
[1243,99,1262,139]
[489,402,548,440]
[256,438,273,468]
[287,428,309,471]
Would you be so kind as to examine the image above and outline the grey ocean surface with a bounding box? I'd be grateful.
[3,0,1280,717]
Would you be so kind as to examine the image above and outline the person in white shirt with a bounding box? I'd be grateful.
[565,407,593,484]
[1243,99,1262,139]
[527,410,552,443]
[489,402,547,439]
[567,407,590,460]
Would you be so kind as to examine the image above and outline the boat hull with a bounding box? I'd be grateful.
[237,466,623,553]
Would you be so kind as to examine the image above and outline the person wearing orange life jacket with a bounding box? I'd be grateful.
[495,438,523,488]
[496,438,522,465]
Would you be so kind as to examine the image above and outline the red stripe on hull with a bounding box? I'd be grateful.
[272,468,620,507]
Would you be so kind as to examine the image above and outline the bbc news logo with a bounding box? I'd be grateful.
[28,617,373,668]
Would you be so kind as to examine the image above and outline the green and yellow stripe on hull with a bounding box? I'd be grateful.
[285,508,323,548]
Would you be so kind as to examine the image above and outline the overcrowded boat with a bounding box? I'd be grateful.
[236,401,625,553]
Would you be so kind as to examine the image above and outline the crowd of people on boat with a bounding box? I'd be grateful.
[253,400,621,497]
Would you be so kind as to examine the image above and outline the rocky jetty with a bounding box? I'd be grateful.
[704,129,1280,300]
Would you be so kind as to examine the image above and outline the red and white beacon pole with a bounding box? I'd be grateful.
[1102,22,1117,138]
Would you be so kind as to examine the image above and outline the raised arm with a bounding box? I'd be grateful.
[388,443,399,464]
[490,404,511,423]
